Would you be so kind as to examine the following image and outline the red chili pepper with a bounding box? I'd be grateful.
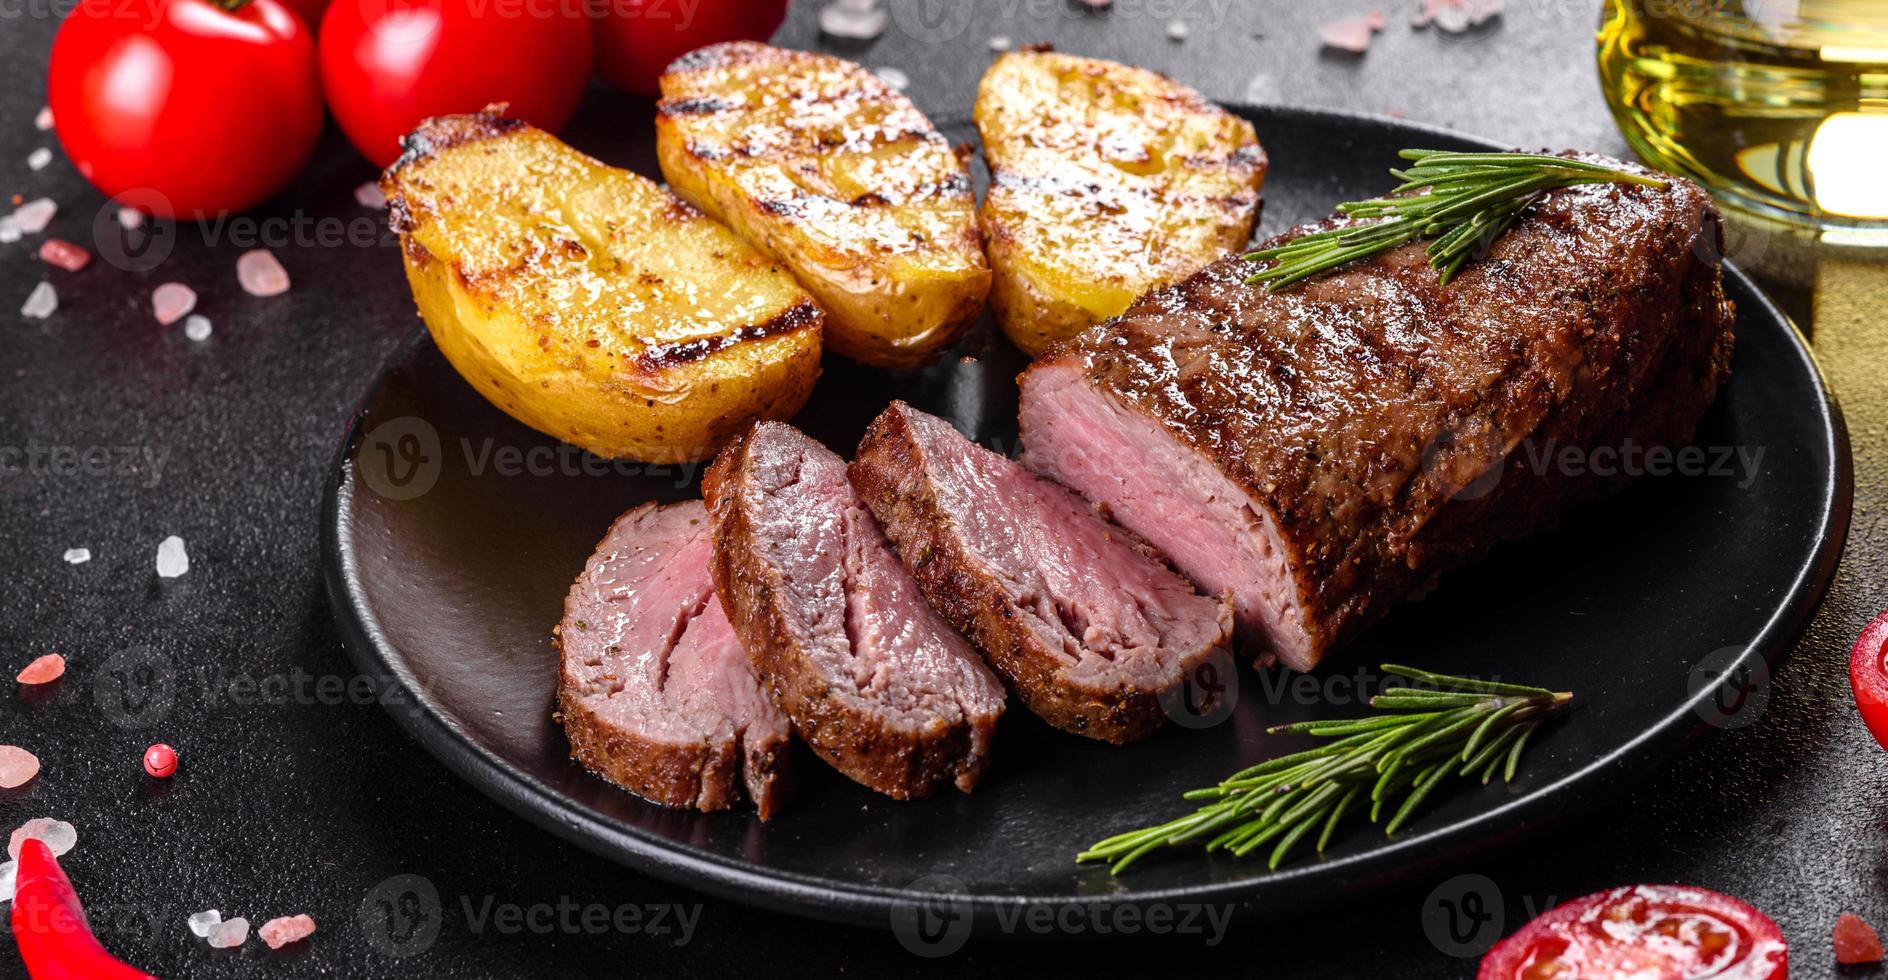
[10,839,158,980]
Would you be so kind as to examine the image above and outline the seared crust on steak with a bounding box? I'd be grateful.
[704,422,1007,799]
[1021,154,1736,670]
[851,402,1233,743]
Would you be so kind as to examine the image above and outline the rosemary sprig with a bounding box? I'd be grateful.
[1243,150,1666,289]
[1076,664,1573,874]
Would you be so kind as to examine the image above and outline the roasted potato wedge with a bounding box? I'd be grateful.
[384,110,823,464]
[975,50,1267,355]
[656,42,989,369]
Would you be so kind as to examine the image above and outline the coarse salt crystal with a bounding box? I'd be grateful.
[26,148,51,172]
[16,654,64,686]
[818,0,886,40]
[13,198,54,234]
[1166,19,1190,40]
[259,914,316,949]
[20,282,56,319]
[156,535,189,578]
[0,216,20,243]
[152,283,196,325]
[8,818,76,859]
[208,917,249,949]
[184,314,212,342]
[1319,13,1384,53]
[873,66,910,91]
[0,748,39,790]
[989,35,1012,51]
[37,238,89,272]
[236,248,290,297]
[34,107,52,131]
[188,909,222,938]
[0,861,14,903]
[62,547,90,564]
[354,182,386,209]
[1414,0,1502,31]
[117,207,143,231]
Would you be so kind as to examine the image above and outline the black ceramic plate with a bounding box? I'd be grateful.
[321,106,1850,932]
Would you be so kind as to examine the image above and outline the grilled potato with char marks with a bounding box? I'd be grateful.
[384,109,823,464]
[656,42,989,369]
[975,50,1266,355]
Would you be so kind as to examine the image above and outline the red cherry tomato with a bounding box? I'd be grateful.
[319,0,593,166]
[47,0,323,218]
[1479,885,1787,980]
[1850,610,1888,750]
[590,0,787,95]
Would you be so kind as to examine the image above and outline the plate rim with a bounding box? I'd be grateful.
[319,104,1854,931]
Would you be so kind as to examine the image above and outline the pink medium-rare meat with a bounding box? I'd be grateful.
[703,421,1007,799]
[849,401,1234,743]
[556,500,790,818]
[1020,156,1736,671]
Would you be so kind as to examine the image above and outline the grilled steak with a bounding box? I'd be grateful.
[556,501,790,818]
[704,422,1007,799]
[850,402,1234,743]
[1020,157,1736,671]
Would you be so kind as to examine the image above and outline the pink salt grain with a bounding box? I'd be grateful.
[37,239,89,272]
[259,914,316,949]
[152,283,197,325]
[236,249,290,297]
[1319,12,1384,53]
[0,747,38,789]
[16,653,64,685]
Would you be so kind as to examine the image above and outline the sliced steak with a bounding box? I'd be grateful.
[704,422,1007,799]
[1020,156,1736,671]
[849,402,1234,743]
[556,501,790,818]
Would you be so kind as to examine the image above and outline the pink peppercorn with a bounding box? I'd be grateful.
[142,743,177,778]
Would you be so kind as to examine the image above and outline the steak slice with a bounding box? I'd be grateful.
[704,422,1007,799]
[556,501,790,818]
[850,402,1234,743]
[1020,155,1736,671]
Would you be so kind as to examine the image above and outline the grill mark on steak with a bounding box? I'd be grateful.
[704,421,1007,798]
[1020,153,1736,671]
[556,501,791,818]
[850,402,1233,743]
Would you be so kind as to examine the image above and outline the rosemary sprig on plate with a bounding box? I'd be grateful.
[1243,149,1667,289]
[1076,664,1573,874]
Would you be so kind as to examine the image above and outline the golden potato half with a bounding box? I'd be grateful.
[656,42,989,369]
[384,110,823,464]
[975,50,1267,355]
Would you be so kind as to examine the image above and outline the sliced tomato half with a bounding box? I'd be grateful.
[1478,884,1787,980]
[1850,610,1888,750]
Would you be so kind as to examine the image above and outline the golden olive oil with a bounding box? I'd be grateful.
[1597,0,1888,240]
